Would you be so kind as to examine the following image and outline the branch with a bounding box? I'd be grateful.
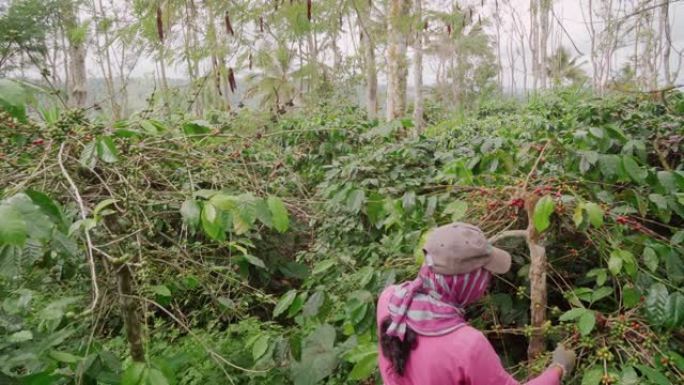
[522,140,550,191]
[58,143,99,317]
[489,229,528,244]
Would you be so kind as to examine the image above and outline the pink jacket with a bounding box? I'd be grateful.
[377,285,561,385]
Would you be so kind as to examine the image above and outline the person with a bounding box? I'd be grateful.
[377,222,576,385]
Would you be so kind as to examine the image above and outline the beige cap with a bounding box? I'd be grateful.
[423,222,512,275]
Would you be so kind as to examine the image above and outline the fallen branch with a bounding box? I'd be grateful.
[58,143,99,317]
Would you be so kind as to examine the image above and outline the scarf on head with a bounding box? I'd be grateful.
[385,265,492,340]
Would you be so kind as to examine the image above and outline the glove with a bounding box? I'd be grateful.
[551,344,576,378]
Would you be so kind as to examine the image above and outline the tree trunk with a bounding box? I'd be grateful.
[64,4,87,107]
[659,1,671,85]
[117,264,145,362]
[529,0,539,90]
[355,2,378,119]
[525,195,547,360]
[539,0,551,89]
[413,0,423,133]
[386,0,409,121]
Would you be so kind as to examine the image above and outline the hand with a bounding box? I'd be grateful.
[551,344,576,378]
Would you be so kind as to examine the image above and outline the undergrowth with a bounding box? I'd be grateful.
[1,89,683,385]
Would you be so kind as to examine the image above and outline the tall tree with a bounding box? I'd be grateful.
[63,0,88,107]
[386,0,410,121]
[538,0,551,89]
[413,0,423,132]
[354,0,378,119]
[529,0,539,89]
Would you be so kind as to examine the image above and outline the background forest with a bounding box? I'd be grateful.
[0,1,683,385]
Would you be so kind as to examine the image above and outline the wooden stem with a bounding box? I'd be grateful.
[525,194,546,359]
[117,264,145,362]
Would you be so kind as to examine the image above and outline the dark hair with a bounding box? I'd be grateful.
[380,317,418,376]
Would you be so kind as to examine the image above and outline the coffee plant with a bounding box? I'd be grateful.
[1,86,683,385]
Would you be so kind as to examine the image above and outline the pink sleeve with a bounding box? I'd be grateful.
[466,332,561,385]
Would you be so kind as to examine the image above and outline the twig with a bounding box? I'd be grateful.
[522,140,550,192]
[131,295,269,376]
[489,229,528,244]
[58,142,99,317]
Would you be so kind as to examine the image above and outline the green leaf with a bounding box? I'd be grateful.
[49,351,81,364]
[346,189,366,214]
[140,120,161,134]
[274,290,297,318]
[93,198,118,217]
[645,283,669,326]
[584,202,604,227]
[267,196,289,233]
[254,199,273,228]
[0,79,29,122]
[622,156,647,183]
[533,195,555,232]
[217,296,234,309]
[121,362,147,385]
[608,251,623,275]
[365,192,385,226]
[146,368,169,385]
[665,292,684,329]
[578,311,596,335]
[79,142,98,168]
[643,247,659,272]
[598,154,623,180]
[209,194,238,211]
[243,254,266,269]
[302,291,325,317]
[664,251,684,284]
[635,365,670,385]
[559,308,587,321]
[591,286,613,302]
[649,194,668,210]
[290,324,337,385]
[96,137,119,163]
[623,286,640,308]
[657,171,677,193]
[150,285,171,298]
[201,203,223,240]
[581,367,603,385]
[9,330,33,343]
[672,231,684,245]
[252,335,270,361]
[620,366,639,385]
[312,259,335,275]
[180,200,201,228]
[573,204,585,227]
[182,120,212,136]
[348,350,378,380]
[0,205,27,246]
[443,200,468,221]
[25,190,65,230]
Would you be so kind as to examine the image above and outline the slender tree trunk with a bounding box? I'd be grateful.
[117,264,145,362]
[586,0,600,91]
[386,0,409,121]
[64,4,88,107]
[529,0,539,90]
[60,25,70,95]
[539,0,551,89]
[659,1,671,85]
[413,0,423,132]
[355,1,377,119]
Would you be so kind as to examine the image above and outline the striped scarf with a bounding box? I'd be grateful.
[386,265,492,340]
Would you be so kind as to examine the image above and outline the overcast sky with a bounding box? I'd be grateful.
[123,0,683,90]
